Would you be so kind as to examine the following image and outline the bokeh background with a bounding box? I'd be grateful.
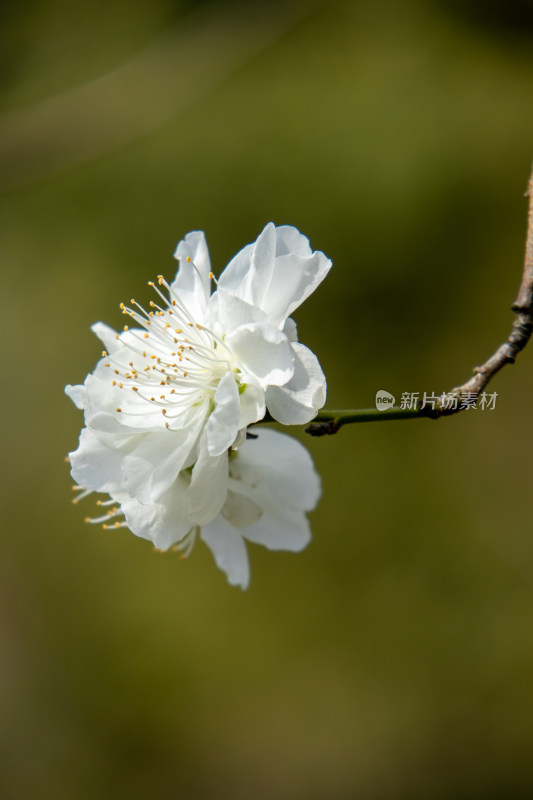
[2,0,533,797]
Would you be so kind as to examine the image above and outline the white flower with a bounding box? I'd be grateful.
[66,223,331,510]
[73,428,321,589]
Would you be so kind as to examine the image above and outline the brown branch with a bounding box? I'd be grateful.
[306,165,533,436]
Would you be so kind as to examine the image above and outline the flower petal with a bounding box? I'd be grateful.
[188,435,228,525]
[242,508,311,552]
[218,223,275,306]
[172,231,212,321]
[226,323,294,387]
[211,287,267,334]
[121,416,204,503]
[228,427,321,513]
[219,224,331,326]
[69,427,131,493]
[221,490,263,528]
[65,383,87,410]
[91,321,121,354]
[206,371,240,456]
[237,379,265,429]
[265,343,326,424]
[201,518,250,589]
[118,483,193,551]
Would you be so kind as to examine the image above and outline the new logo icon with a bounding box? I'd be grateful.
[375,390,395,411]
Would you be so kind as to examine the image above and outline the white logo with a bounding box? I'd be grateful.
[375,389,395,411]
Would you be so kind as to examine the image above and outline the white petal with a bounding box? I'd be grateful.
[256,250,331,326]
[65,383,87,410]
[171,231,212,321]
[274,225,313,258]
[226,323,294,387]
[206,371,240,456]
[265,343,326,424]
[69,427,129,493]
[121,417,203,503]
[118,483,193,551]
[201,518,250,589]
[238,380,265,429]
[91,322,121,353]
[282,317,298,342]
[210,287,267,334]
[221,490,263,528]
[242,508,311,552]
[217,225,274,305]
[188,436,229,525]
[229,427,321,513]
[218,224,331,326]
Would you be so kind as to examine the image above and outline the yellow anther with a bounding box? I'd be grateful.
[112,380,116,386]
[104,363,110,368]
[162,409,167,415]
[186,256,192,262]
[132,387,138,392]
[123,325,129,331]
[165,422,169,429]
[101,350,107,357]
[120,303,125,310]
[114,369,119,375]
[144,333,149,339]
[118,383,123,388]
[116,408,122,412]
[148,281,154,287]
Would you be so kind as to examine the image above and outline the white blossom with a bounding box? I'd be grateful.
[66,223,331,512]
[72,428,321,589]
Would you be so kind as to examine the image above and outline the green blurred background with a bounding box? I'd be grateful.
[2,0,533,797]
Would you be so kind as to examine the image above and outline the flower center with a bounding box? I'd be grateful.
[101,274,238,427]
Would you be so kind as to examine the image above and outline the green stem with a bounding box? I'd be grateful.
[306,407,424,435]
[313,407,422,424]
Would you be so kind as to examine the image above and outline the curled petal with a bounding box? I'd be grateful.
[226,323,294,387]
[219,223,331,326]
[118,484,193,552]
[265,343,326,424]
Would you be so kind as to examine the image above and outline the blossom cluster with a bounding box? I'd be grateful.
[66,223,330,587]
